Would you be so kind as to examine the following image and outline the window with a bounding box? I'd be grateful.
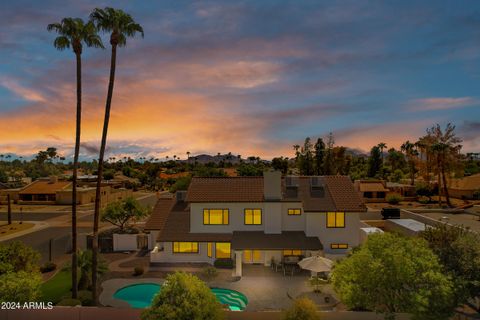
[283,249,302,256]
[173,242,199,253]
[331,243,348,249]
[203,209,229,225]
[215,242,231,259]
[326,211,345,228]
[207,242,213,258]
[244,209,262,225]
[288,208,301,215]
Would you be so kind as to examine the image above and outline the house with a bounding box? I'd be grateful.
[448,174,480,200]
[145,171,366,276]
[385,182,416,200]
[16,176,132,205]
[354,180,390,202]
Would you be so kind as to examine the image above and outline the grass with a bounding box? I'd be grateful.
[0,222,34,236]
[40,268,73,303]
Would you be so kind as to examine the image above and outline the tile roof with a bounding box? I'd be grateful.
[357,181,389,192]
[18,179,71,195]
[231,231,322,250]
[324,176,366,211]
[186,177,264,202]
[144,197,175,231]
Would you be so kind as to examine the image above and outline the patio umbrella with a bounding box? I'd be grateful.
[298,255,334,273]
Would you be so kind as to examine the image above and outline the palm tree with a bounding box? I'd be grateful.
[89,7,143,304]
[377,142,387,164]
[401,141,418,186]
[47,17,103,299]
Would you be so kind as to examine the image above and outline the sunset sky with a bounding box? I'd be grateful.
[1,0,479,160]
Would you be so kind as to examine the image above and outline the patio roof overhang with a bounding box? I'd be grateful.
[231,231,323,251]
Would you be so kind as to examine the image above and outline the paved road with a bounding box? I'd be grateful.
[0,193,158,262]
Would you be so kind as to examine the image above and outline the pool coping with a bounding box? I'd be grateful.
[100,278,165,308]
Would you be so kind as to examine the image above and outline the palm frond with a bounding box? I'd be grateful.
[53,36,70,50]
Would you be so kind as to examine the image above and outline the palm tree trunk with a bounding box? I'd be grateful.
[437,157,442,207]
[92,43,117,305]
[71,52,81,299]
[441,160,452,207]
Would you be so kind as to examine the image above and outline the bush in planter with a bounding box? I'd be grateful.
[283,297,320,320]
[40,261,57,273]
[213,258,233,269]
[133,266,144,276]
[57,298,82,306]
[202,266,218,281]
[386,193,403,205]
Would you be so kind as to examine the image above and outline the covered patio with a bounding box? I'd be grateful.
[230,231,323,277]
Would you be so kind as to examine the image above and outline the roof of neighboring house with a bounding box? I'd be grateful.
[231,231,322,250]
[449,174,480,191]
[159,172,190,179]
[0,182,9,189]
[222,168,238,177]
[186,177,264,202]
[386,182,415,189]
[145,198,231,242]
[18,179,71,195]
[357,180,390,192]
[283,176,365,212]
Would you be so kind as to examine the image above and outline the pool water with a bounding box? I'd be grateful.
[113,283,248,311]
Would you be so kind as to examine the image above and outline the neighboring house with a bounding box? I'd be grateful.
[448,174,480,200]
[0,182,9,190]
[354,180,390,202]
[145,171,366,276]
[15,176,132,205]
[385,182,416,200]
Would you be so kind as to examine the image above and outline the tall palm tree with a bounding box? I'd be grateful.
[401,141,418,186]
[89,7,143,304]
[47,18,103,299]
[377,142,387,164]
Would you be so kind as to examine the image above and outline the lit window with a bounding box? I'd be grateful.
[244,209,262,225]
[215,242,231,259]
[283,250,302,256]
[326,212,345,228]
[207,242,213,258]
[331,243,348,249]
[203,209,229,225]
[173,242,199,253]
[288,208,301,215]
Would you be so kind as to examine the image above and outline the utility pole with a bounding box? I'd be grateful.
[7,194,12,225]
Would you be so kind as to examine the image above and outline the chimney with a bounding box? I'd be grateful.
[49,176,58,184]
[175,190,187,202]
[263,170,282,201]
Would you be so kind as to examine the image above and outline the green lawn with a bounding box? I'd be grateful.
[40,269,72,303]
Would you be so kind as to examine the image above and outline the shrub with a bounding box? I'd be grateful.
[213,258,233,269]
[386,193,403,205]
[283,298,320,320]
[141,272,224,320]
[56,298,82,306]
[133,266,144,276]
[77,290,93,306]
[202,266,218,281]
[40,261,57,273]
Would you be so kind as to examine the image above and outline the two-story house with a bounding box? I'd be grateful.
[145,171,365,276]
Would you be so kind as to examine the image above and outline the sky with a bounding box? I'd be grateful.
[0,0,480,161]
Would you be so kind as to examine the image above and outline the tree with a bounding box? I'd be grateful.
[428,124,462,207]
[271,157,289,174]
[103,169,115,180]
[421,224,480,310]
[0,271,42,303]
[0,168,7,183]
[169,176,192,192]
[283,298,320,320]
[401,141,419,186]
[0,242,42,303]
[141,272,224,320]
[377,142,387,164]
[331,233,455,320]
[89,7,144,304]
[323,133,335,175]
[47,17,103,300]
[236,163,265,176]
[314,138,325,175]
[75,249,108,290]
[101,197,150,231]
[367,146,382,178]
[386,148,406,172]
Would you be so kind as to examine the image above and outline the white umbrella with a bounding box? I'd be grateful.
[298,255,334,273]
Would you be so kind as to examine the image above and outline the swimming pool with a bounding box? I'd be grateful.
[113,283,248,311]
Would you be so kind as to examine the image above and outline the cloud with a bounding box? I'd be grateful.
[0,77,46,102]
[407,97,479,111]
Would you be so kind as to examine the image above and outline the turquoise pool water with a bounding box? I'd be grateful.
[113,283,248,311]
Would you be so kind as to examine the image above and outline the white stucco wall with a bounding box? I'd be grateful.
[150,241,219,264]
[306,211,362,254]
